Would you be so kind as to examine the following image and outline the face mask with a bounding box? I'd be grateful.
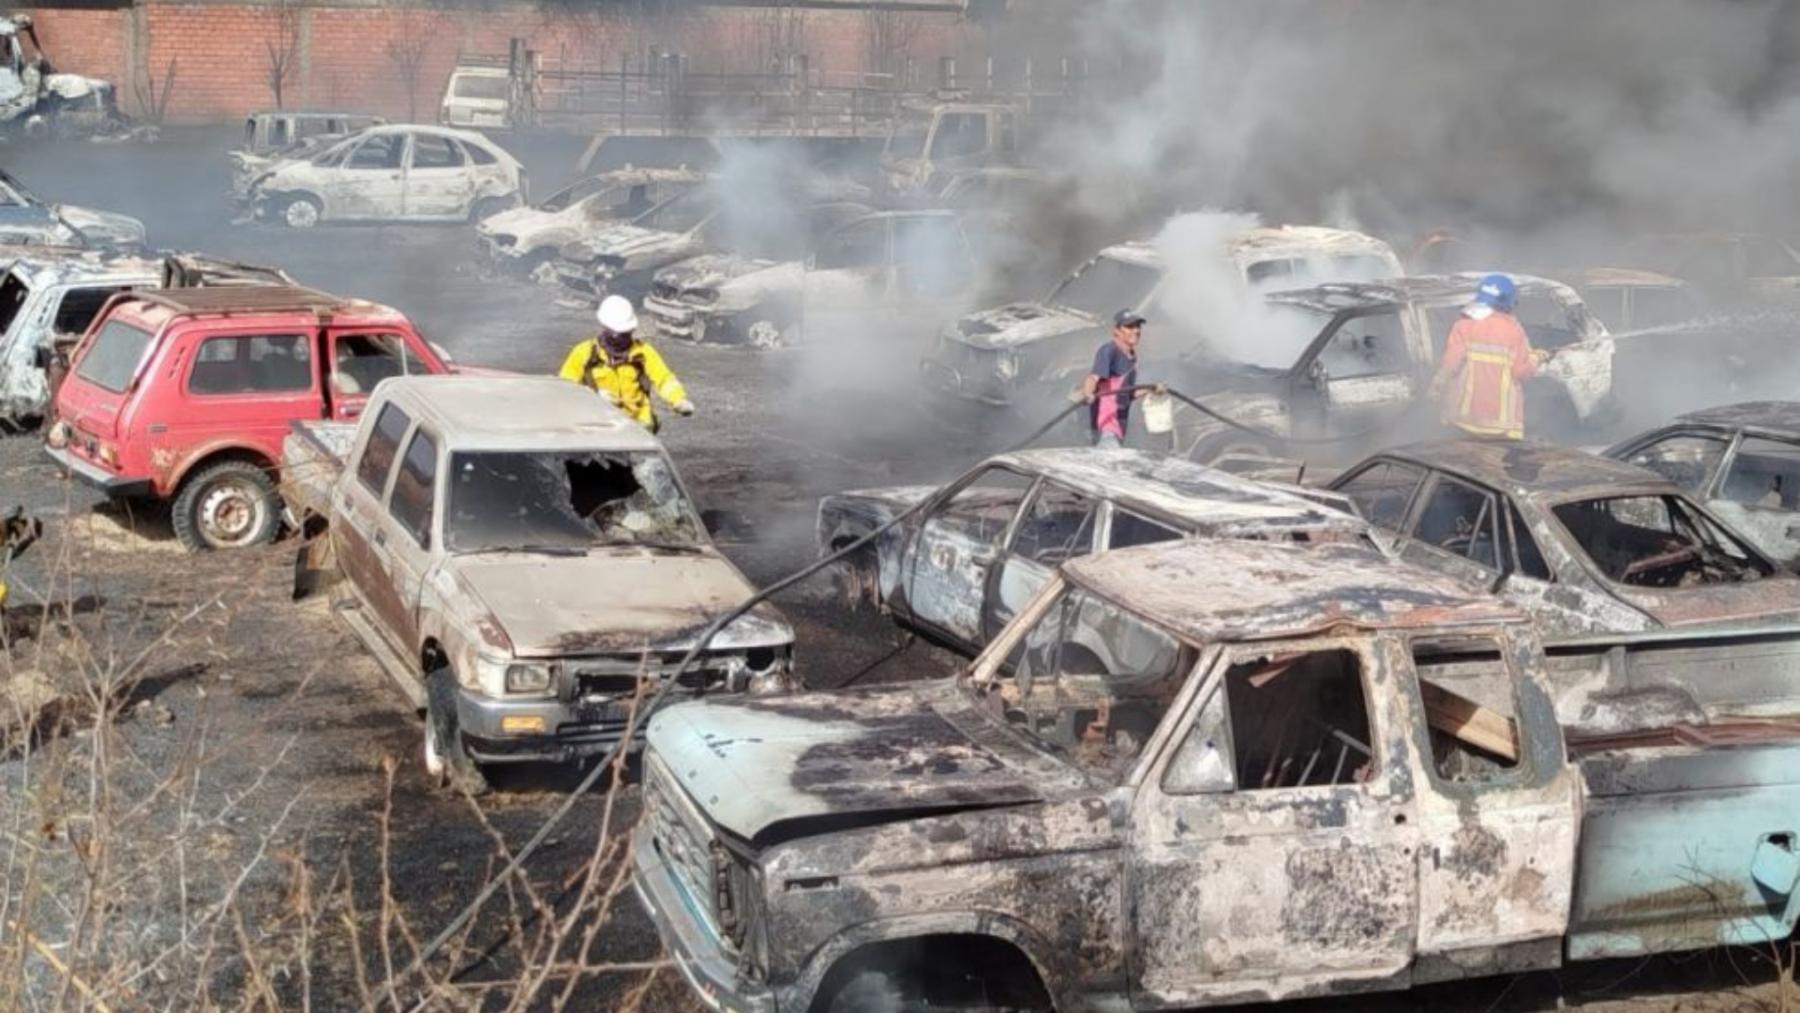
[601,330,634,356]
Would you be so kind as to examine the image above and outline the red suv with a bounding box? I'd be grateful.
[46,286,457,550]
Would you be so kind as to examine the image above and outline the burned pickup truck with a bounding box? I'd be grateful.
[1329,440,1800,638]
[817,447,1369,656]
[283,376,796,793]
[635,537,1800,1012]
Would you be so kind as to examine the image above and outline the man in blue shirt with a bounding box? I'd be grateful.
[1081,309,1157,448]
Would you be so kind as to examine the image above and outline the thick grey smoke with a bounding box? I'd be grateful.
[1052,0,1800,258]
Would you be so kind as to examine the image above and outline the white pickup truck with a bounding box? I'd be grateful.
[282,375,798,793]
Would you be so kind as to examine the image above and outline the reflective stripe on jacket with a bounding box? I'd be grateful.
[557,337,688,429]
[1435,312,1537,438]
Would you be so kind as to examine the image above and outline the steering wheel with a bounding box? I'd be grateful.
[1621,544,1700,581]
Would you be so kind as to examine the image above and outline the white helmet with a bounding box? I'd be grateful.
[596,295,638,334]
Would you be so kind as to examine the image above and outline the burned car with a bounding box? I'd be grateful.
[634,536,1800,1011]
[923,225,1403,409]
[1158,273,1618,463]
[283,376,797,792]
[478,167,706,273]
[1606,401,1800,566]
[645,209,972,347]
[550,177,872,304]
[242,124,525,228]
[229,110,384,200]
[0,15,126,141]
[0,168,144,248]
[1329,440,1800,636]
[817,447,1370,656]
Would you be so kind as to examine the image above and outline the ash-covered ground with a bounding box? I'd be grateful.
[0,131,1791,1011]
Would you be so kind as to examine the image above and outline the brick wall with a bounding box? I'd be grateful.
[15,1,982,124]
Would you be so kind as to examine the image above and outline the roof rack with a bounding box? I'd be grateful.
[131,285,359,317]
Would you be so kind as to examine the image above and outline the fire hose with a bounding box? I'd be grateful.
[372,383,1376,1007]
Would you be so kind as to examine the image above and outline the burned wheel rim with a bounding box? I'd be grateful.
[196,479,269,548]
[423,714,446,778]
[283,198,321,229]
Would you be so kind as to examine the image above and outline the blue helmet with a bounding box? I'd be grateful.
[1473,273,1517,311]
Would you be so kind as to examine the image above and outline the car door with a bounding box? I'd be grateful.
[330,133,407,219]
[1405,630,1578,974]
[1707,435,1800,564]
[333,400,414,660]
[982,481,1100,642]
[369,425,440,655]
[1134,638,1419,1004]
[900,465,1033,647]
[154,328,322,476]
[1290,308,1418,439]
[326,329,418,421]
[403,132,471,219]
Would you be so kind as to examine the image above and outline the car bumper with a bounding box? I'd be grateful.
[42,443,152,498]
[633,823,778,1013]
[454,688,652,763]
[644,297,708,341]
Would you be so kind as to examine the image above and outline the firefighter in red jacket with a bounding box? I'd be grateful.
[1427,274,1549,440]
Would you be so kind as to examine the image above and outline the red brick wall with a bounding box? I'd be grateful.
[16,2,977,124]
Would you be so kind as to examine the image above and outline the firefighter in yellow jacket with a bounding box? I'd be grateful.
[557,295,694,431]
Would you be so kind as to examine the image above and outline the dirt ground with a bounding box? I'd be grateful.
[0,129,1793,1011]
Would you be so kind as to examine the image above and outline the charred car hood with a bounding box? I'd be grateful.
[1613,576,1800,629]
[572,224,688,263]
[950,302,1098,350]
[659,253,783,290]
[646,680,1082,840]
[55,205,145,247]
[449,548,792,658]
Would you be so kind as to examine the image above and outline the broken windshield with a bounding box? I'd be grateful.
[1050,256,1160,319]
[447,450,706,554]
[885,116,930,160]
[991,585,1196,783]
[1552,494,1771,587]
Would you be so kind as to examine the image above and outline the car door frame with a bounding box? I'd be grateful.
[1701,428,1800,563]
[403,130,473,220]
[331,132,408,220]
[324,327,425,423]
[1607,425,1735,498]
[368,422,442,657]
[1285,305,1426,440]
[979,479,1105,643]
[897,463,1038,651]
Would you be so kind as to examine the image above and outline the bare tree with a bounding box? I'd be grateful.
[264,0,302,109]
[131,55,178,126]
[862,10,925,88]
[385,9,434,122]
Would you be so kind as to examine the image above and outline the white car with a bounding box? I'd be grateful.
[439,65,512,128]
[243,124,526,228]
[477,167,706,272]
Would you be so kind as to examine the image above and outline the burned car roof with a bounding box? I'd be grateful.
[383,376,660,452]
[1379,440,1676,503]
[1266,272,1578,315]
[1065,539,1522,643]
[989,448,1368,536]
[6,249,162,285]
[1670,401,1800,439]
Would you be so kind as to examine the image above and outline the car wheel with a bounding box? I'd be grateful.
[282,195,323,229]
[425,667,490,796]
[171,460,281,551]
[747,319,790,349]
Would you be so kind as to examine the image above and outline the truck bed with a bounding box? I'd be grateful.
[1566,721,1800,960]
[280,419,355,522]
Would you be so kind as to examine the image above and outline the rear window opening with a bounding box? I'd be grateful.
[1223,649,1373,790]
[72,318,155,394]
[1553,494,1771,587]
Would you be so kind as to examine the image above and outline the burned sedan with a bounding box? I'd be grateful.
[1606,401,1800,566]
[478,167,706,274]
[1328,440,1800,636]
[243,124,525,228]
[818,447,1370,657]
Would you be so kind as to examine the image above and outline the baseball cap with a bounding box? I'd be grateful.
[1113,309,1147,328]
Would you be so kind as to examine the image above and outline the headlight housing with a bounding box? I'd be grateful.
[474,654,555,697]
[505,663,552,694]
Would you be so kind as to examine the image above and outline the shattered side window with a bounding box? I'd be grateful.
[1334,460,1426,529]
[1413,477,1501,571]
[1513,291,1581,348]
[1553,494,1772,586]
[347,134,405,171]
[1008,483,1099,565]
[1623,433,1728,492]
[1003,587,1194,783]
[1162,686,1234,794]
[447,451,705,553]
[410,134,464,169]
[1222,649,1375,790]
[1509,503,1553,582]
[1318,309,1410,379]
[356,403,410,497]
[1412,637,1522,785]
[1719,437,1800,510]
[1108,509,1182,550]
[332,333,412,395]
[929,467,1033,545]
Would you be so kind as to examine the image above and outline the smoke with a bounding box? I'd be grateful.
[1049,0,1800,259]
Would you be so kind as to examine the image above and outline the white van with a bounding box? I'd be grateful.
[439,66,512,129]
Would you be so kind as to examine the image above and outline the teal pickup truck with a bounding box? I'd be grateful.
[632,538,1799,1013]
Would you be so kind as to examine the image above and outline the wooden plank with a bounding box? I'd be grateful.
[1420,680,1519,763]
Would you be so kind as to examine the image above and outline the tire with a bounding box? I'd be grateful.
[171,460,281,551]
[425,667,490,796]
[1185,427,1278,467]
[281,194,323,229]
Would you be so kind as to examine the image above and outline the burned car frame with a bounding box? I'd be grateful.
[1328,440,1800,636]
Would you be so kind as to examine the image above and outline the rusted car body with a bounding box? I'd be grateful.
[633,537,1800,1011]
[816,447,1370,656]
[282,376,796,790]
[1329,440,1800,639]
[1606,401,1800,567]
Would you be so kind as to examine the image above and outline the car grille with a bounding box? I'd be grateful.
[644,754,733,948]
[651,280,680,302]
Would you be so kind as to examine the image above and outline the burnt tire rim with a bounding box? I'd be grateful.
[196,479,269,548]
[284,199,320,228]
